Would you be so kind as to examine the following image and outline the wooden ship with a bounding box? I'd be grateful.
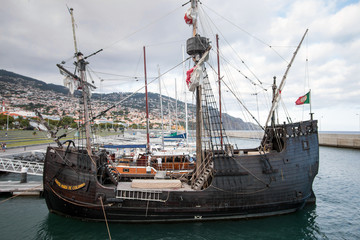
[42,2,319,222]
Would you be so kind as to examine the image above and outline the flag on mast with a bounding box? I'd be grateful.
[295,91,310,105]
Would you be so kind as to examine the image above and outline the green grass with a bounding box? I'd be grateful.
[0,129,121,148]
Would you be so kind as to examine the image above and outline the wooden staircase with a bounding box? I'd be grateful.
[191,152,214,190]
[105,161,120,185]
[192,161,214,190]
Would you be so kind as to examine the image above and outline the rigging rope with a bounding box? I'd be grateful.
[199,5,264,86]
[198,3,276,130]
[102,5,183,51]
[201,3,289,64]
[0,184,43,204]
[216,69,264,130]
[194,6,268,132]
[52,57,191,141]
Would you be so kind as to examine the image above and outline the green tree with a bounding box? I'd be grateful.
[70,122,78,129]
[0,114,14,129]
[19,118,30,129]
[129,123,138,129]
[61,116,75,128]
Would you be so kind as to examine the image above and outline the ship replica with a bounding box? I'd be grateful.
[43,2,319,222]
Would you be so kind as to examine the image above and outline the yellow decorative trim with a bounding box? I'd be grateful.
[55,178,85,191]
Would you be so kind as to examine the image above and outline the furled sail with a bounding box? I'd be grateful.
[185,49,210,92]
[184,7,197,25]
[63,76,78,94]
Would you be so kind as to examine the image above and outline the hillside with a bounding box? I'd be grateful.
[0,69,260,130]
[0,69,69,94]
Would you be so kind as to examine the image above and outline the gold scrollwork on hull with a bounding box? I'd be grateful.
[55,178,86,191]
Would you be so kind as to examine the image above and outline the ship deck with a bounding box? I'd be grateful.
[116,180,194,192]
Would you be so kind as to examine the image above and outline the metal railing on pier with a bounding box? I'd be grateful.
[0,158,44,176]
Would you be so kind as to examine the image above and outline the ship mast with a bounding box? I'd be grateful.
[216,34,223,148]
[264,29,308,128]
[69,8,92,156]
[191,0,203,173]
[69,8,79,59]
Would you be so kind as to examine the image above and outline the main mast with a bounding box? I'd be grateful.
[185,0,210,175]
[216,34,223,148]
[191,0,203,172]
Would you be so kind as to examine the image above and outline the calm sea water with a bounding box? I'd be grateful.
[1,138,360,240]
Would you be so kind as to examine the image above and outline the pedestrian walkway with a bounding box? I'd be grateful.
[0,143,52,157]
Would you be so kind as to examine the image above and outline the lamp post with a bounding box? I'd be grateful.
[6,113,9,135]
[320,116,323,132]
[100,79,104,104]
[356,113,360,132]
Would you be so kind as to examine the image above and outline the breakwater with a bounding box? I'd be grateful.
[318,133,360,149]
[227,131,360,149]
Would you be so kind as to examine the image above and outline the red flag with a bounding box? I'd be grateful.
[186,67,194,87]
[295,91,310,105]
[184,8,193,25]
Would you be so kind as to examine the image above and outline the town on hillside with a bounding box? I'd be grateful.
[0,70,193,132]
[0,69,258,132]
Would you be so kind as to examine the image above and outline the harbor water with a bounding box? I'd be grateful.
[0,138,360,240]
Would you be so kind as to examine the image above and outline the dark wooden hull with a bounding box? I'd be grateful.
[43,121,319,222]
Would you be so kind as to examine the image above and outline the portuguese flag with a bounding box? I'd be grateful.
[295,91,310,105]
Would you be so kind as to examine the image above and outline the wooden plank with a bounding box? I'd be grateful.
[131,179,182,189]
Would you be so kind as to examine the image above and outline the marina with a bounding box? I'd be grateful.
[0,0,359,239]
[0,140,359,239]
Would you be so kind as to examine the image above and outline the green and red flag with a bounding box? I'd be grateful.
[295,91,310,105]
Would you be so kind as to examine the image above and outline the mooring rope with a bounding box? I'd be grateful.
[0,184,43,204]
[99,196,112,240]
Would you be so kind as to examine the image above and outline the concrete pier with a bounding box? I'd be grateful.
[227,131,360,149]
[0,181,43,196]
[227,131,264,139]
[318,133,360,149]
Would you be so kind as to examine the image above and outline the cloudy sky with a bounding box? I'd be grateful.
[1,0,359,131]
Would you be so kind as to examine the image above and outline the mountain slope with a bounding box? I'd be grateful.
[0,69,260,130]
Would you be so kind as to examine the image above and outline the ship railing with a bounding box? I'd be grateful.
[116,189,166,202]
[0,157,44,176]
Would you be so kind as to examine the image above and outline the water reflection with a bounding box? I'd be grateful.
[32,204,326,240]
[35,213,111,240]
[2,143,360,239]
